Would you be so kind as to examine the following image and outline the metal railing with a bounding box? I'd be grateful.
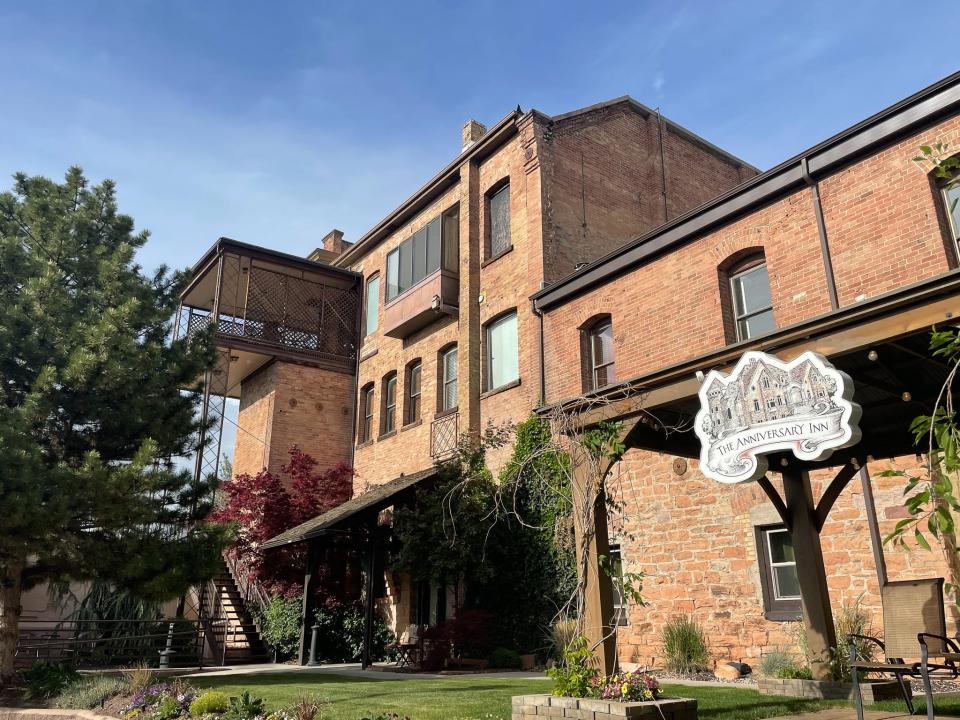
[430,412,458,459]
[224,554,270,621]
[14,618,205,669]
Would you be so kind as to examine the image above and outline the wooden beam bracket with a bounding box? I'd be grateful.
[757,475,790,530]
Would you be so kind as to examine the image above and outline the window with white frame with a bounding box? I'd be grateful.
[729,259,775,341]
[440,345,458,412]
[484,311,519,391]
[756,525,802,620]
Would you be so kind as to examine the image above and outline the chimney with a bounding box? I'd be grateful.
[322,229,348,255]
[461,119,487,151]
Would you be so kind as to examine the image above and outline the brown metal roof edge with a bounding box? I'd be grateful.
[532,70,960,312]
[537,269,960,418]
[261,466,439,549]
[181,236,362,300]
[333,110,523,267]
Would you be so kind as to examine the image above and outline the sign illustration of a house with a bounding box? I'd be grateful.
[695,351,862,483]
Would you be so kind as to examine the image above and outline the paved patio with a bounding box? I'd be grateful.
[767,712,910,720]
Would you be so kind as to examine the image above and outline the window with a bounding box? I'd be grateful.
[381,373,397,435]
[440,345,458,411]
[385,206,460,301]
[939,171,960,244]
[588,320,616,390]
[406,360,422,425]
[364,274,380,337]
[359,384,375,443]
[609,544,628,627]
[756,525,802,620]
[485,311,519,391]
[488,184,511,259]
[727,255,775,341]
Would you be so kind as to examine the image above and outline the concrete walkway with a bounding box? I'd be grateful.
[178,662,550,681]
[767,712,911,720]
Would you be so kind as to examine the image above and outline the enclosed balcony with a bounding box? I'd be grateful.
[382,205,460,339]
[176,238,363,393]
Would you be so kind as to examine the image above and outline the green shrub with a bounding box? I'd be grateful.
[760,648,800,678]
[312,600,394,663]
[54,676,129,709]
[225,690,265,720]
[189,691,231,716]
[546,636,599,697]
[21,661,80,699]
[256,594,305,660]
[488,647,521,669]
[661,615,709,674]
[790,596,876,681]
[776,665,813,679]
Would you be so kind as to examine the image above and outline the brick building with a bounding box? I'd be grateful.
[191,71,960,671]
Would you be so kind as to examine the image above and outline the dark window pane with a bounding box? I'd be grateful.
[489,185,511,258]
[364,276,379,337]
[427,218,442,275]
[412,228,427,285]
[386,251,399,301]
[769,531,795,563]
[399,242,412,294]
[410,364,421,395]
[774,566,801,599]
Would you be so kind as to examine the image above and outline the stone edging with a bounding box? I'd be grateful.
[757,677,907,702]
[512,693,697,719]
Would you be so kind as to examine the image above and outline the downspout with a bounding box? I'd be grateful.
[655,108,668,223]
[532,299,547,406]
[801,157,839,311]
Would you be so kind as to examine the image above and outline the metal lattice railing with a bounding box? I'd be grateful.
[430,412,459,459]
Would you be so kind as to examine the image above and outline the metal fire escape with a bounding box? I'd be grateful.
[175,238,362,487]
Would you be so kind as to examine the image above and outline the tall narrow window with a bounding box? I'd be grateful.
[589,320,615,390]
[440,345,458,411]
[406,360,422,425]
[359,384,374,443]
[364,274,380,337]
[485,311,519,391]
[385,207,459,301]
[729,257,775,341]
[756,525,802,620]
[609,544,628,626]
[488,184,511,259]
[382,373,397,435]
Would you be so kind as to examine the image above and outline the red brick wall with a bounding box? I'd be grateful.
[233,362,354,482]
[542,115,960,405]
[611,451,957,666]
[539,105,753,284]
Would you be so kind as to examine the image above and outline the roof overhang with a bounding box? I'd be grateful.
[262,467,438,550]
[538,271,960,467]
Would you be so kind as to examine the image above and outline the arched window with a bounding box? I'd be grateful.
[381,372,397,436]
[359,383,375,443]
[719,249,775,343]
[579,315,615,392]
[405,359,422,425]
[438,344,458,412]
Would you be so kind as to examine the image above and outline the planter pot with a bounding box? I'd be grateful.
[512,694,697,719]
[519,653,536,670]
[756,677,908,703]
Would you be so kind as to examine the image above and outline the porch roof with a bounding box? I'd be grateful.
[262,467,438,550]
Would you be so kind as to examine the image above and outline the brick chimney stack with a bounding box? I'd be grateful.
[462,119,487,151]
[322,229,348,254]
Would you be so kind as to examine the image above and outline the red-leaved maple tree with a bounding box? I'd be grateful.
[211,447,352,593]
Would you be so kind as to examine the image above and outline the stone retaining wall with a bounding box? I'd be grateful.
[757,677,907,703]
[512,693,697,719]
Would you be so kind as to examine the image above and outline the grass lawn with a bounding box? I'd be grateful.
[190,673,866,720]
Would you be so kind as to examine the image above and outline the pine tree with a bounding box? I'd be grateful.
[0,167,229,684]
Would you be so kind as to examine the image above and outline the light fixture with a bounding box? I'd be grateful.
[902,391,912,402]
[867,350,878,361]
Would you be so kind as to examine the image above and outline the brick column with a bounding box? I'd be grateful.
[458,160,481,439]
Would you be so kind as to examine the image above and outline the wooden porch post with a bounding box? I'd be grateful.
[572,462,616,675]
[299,540,321,665]
[782,467,837,679]
[361,523,379,670]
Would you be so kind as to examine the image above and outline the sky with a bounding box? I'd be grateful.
[2,1,957,277]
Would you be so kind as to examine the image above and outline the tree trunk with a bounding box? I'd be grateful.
[0,560,23,686]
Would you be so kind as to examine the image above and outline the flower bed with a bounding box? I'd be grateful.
[511,694,698,720]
